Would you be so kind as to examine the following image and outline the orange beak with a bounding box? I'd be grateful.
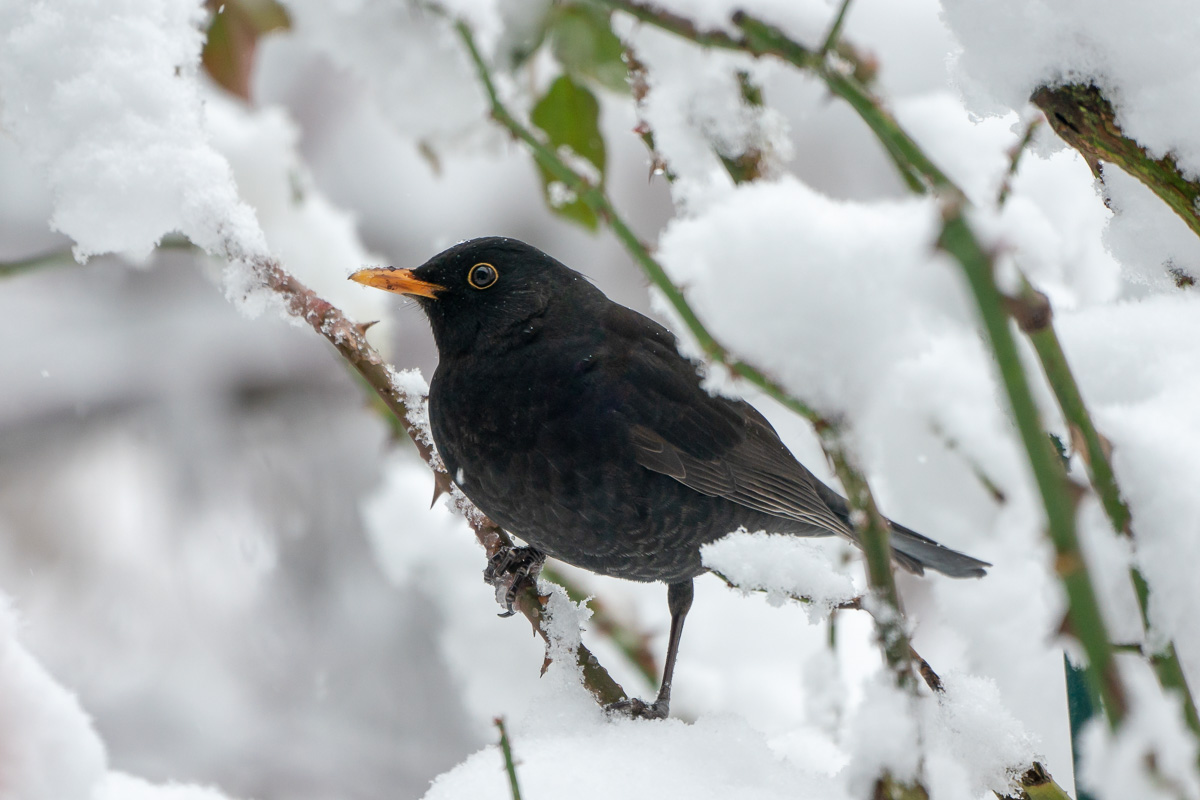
[349,267,444,299]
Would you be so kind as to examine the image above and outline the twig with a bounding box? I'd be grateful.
[713,570,864,611]
[456,17,915,689]
[0,248,76,278]
[1012,282,1200,736]
[1006,762,1074,800]
[494,717,524,800]
[1032,83,1200,241]
[0,235,195,278]
[236,251,629,707]
[819,0,854,56]
[909,645,943,694]
[937,213,1126,725]
[544,564,661,690]
[997,116,1043,207]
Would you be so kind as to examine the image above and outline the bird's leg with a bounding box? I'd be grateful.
[606,578,694,720]
[483,545,546,617]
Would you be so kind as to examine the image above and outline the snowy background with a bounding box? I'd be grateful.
[1,0,1198,799]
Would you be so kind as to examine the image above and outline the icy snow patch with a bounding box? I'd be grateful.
[701,530,858,618]
[280,0,489,142]
[942,0,1200,177]
[93,772,244,800]
[0,597,105,800]
[0,0,267,262]
[845,674,920,798]
[657,176,968,418]
[924,673,1038,799]
[424,713,852,800]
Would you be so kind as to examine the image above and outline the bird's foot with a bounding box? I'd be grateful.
[483,546,546,617]
[604,697,669,720]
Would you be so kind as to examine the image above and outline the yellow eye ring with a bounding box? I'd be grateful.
[468,262,498,289]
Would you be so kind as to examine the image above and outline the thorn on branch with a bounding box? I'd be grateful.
[910,646,943,693]
[1002,287,1052,333]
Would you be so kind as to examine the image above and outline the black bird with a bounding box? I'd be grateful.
[351,237,988,718]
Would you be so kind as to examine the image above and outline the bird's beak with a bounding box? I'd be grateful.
[349,267,444,299]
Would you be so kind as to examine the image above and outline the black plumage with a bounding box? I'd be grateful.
[351,236,987,718]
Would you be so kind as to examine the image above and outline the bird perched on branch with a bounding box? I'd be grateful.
[351,237,987,719]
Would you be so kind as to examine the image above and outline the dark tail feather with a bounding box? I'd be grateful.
[814,483,989,579]
[886,519,989,578]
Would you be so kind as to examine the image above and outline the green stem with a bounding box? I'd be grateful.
[822,433,912,686]
[1016,279,1200,739]
[494,717,524,800]
[0,248,76,278]
[819,0,854,56]
[938,215,1125,726]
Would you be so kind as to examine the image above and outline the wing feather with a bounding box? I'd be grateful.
[599,303,849,536]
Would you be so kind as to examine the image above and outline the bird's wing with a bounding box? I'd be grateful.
[627,419,850,535]
[601,307,849,536]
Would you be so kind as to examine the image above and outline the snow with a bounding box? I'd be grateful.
[845,675,921,798]
[0,0,267,262]
[93,773,241,800]
[701,530,858,617]
[426,713,854,800]
[655,176,970,420]
[0,595,248,800]
[924,673,1038,799]
[941,0,1200,176]
[0,597,104,800]
[204,92,385,325]
[278,0,490,143]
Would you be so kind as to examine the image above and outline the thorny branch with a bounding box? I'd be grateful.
[233,250,629,707]
[1032,83,1200,242]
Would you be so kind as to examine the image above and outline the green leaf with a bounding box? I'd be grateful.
[549,5,628,93]
[530,74,607,230]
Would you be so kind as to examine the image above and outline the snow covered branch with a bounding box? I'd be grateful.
[1033,83,1200,243]
[239,251,629,707]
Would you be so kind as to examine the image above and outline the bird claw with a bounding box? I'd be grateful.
[484,546,545,617]
[604,697,669,721]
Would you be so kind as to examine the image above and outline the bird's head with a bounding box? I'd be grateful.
[350,237,599,357]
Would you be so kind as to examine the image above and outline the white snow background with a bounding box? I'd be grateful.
[1,0,1198,799]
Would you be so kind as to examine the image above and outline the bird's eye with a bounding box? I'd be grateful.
[468,262,498,290]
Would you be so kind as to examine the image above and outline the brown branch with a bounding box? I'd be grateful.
[240,253,628,706]
[543,564,661,690]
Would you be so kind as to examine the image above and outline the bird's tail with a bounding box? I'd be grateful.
[884,518,989,578]
[813,483,989,578]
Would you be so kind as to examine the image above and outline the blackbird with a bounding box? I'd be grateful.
[351,237,988,718]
